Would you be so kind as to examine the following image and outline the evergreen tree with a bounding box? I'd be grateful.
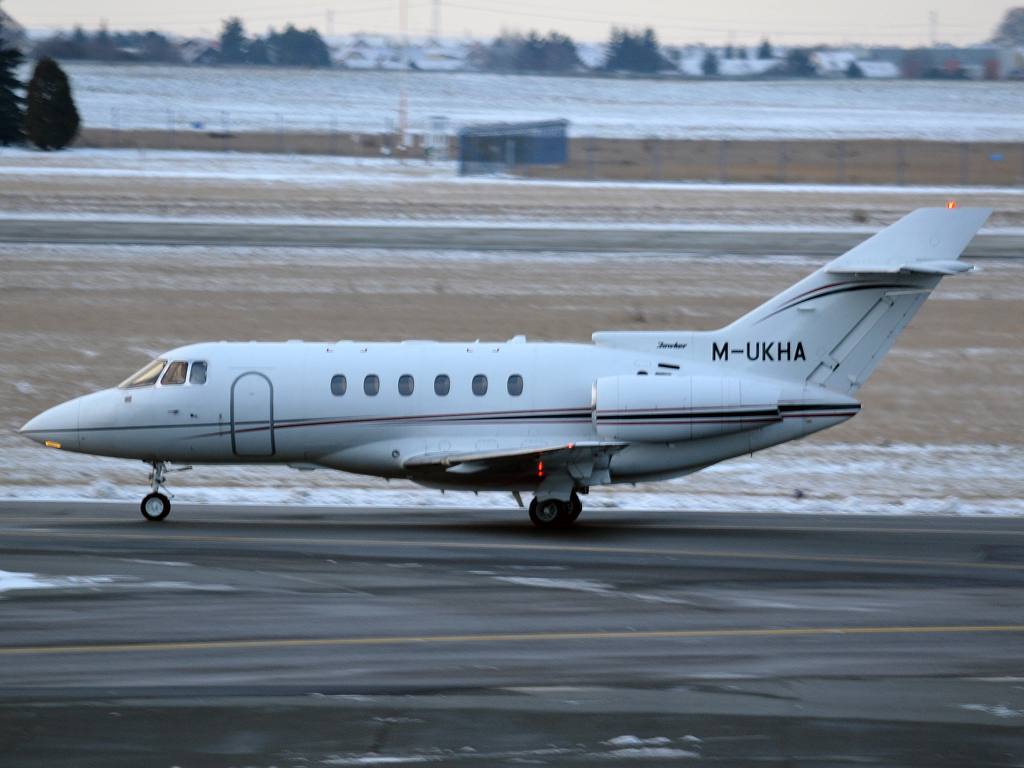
[603,27,667,73]
[509,31,579,72]
[220,17,246,64]
[245,37,270,65]
[25,57,80,150]
[783,48,816,77]
[0,18,24,145]
[846,60,864,78]
[757,39,773,59]
[701,50,719,76]
[267,25,330,67]
[992,7,1024,45]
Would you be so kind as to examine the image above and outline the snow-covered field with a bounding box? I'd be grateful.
[38,63,1024,141]
[3,146,1024,200]
[4,148,1024,232]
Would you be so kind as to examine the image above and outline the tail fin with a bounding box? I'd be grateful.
[717,207,991,394]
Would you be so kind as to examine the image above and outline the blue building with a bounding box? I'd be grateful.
[458,120,569,175]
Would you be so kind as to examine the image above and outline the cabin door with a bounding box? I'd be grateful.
[231,373,275,457]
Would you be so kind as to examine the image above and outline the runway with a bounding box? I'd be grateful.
[2,501,1023,766]
[1,217,1021,255]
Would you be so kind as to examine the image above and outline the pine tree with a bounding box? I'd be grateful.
[25,57,80,150]
[0,18,25,145]
[993,7,1024,45]
[220,17,246,64]
[603,27,666,74]
[701,51,719,76]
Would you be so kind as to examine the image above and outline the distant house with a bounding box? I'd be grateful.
[678,47,780,77]
[854,60,901,78]
[716,56,781,77]
[813,51,899,78]
[333,35,474,71]
[409,40,467,71]
[179,39,219,65]
[575,42,607,70]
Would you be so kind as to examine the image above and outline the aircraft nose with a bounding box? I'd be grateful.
[20,397,82,451]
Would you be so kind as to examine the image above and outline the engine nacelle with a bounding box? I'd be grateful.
[593,375,781,443]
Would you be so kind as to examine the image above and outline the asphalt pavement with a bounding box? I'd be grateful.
[1,501,1022,766]
[1,218,1021,255]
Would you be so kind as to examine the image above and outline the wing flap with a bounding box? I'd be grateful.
[403,441,627,480]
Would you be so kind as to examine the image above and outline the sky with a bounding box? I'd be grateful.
[4,0,1016,47]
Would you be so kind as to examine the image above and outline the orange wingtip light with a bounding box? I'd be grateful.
[947,200,957,209]
[45,441,61,449]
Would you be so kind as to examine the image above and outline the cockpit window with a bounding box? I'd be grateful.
[160,361,188,386]
[189,361,208,385]
[118,359,167,389]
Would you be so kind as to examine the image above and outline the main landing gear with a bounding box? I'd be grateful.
[140,461,190,522]
[528,491,583,529]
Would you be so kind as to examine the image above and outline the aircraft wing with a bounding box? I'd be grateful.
[403,441,627,486]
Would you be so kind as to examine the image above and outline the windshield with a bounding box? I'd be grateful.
[117,359,167,389]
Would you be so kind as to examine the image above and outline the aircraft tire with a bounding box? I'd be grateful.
[529,497,570,528]
[141,492,171,522]
[568,492,583,523]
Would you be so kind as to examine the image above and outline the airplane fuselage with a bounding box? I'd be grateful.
[26,339,858,491]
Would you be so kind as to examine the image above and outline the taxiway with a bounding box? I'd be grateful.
[0,217,1021,255]
[1,502,1022,766]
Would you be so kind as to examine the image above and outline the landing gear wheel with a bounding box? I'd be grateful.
[141,492,171,522]
[568,492,583,523]
[529,497,570,529]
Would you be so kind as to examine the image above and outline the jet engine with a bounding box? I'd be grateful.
[593,375,781,442]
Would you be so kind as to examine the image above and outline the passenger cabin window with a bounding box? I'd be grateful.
[472,374,488,396]
[118,359,167,389]
[364,374,379,396]
[434,374,450,396]
[331,374,347,396]
[507,374,523,396]
[160,361,188,386]
[398,374,414,396]
[189,361,208,385]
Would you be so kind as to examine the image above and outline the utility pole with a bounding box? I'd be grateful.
[325,9,334,37]
[398,0,408,153]
[432,0,440,39]
[929,11,938,46]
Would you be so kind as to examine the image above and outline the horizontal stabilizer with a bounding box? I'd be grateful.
[826,207,991,274]
[829,259,973,275]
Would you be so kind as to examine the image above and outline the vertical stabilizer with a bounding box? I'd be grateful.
[695,207,991,394]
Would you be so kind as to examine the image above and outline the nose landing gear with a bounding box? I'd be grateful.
[140,461,190,522]
[141,491,170,521]
[528,491,583,529]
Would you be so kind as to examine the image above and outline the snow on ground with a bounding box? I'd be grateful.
[39,64,1024,142]
[3,437,1022,516]
[3,149,1024,229]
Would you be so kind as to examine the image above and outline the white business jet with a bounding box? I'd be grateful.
[21,207,989,526]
